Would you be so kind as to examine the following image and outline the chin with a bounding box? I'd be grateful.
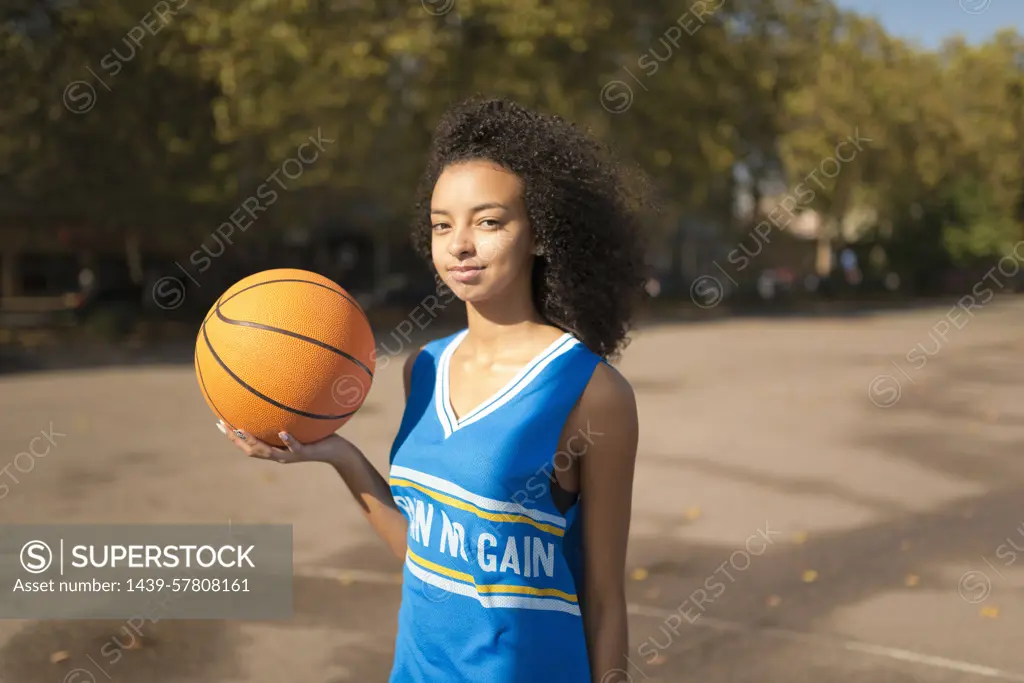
[446,280,501,304]
[449,285,489,304]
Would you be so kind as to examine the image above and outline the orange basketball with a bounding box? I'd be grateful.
[195,268,375,447]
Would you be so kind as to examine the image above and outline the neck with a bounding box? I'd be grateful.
[463,282,546,348]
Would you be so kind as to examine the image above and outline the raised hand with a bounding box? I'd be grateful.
[216,420,354,465]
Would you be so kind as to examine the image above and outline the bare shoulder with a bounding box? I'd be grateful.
[580,360,636,416]
[402,346,426,399]
[567,360,638,486]
[568,360,638,442]
[402,346,424,377]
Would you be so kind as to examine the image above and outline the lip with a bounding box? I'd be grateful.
[447,265,485,283]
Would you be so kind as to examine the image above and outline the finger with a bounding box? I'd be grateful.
[232,428,279,459]
[218,421,253,455]
[278,432,303,454]
[238,429,296,464]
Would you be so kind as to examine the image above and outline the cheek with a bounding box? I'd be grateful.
[431,236,446,268]
[477,231,524,267]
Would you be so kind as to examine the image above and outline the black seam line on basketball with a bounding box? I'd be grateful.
[202,278,365,328]
[202,324,357,420]
[203,293,226,328]
[216,278,370,328]
[203,278,370,331]
[214,306,373,379]
[195,340,232,429]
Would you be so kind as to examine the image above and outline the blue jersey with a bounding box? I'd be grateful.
[387,328,603,683]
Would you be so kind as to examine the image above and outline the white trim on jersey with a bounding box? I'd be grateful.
[436,331,579,438]
[389,464,567,528]
[405,556,582,616]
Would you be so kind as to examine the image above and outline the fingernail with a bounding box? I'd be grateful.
[278,432,290,441]
[216,422,226,435]
[234,429,245,438]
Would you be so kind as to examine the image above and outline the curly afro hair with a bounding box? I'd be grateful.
[411,96,651,361]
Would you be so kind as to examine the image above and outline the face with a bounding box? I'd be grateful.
[430,160,535,303]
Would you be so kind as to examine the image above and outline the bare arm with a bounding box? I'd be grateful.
[324,439,408,561]
[220,349,424,562]
[573,363,639,683]
[320,350,422,560]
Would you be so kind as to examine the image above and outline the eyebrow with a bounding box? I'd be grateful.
[430,202,509,215]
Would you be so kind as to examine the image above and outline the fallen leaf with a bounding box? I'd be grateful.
[801,569,818,583]
[791,531,808,545]
[49,651,69,664]
[980,605,1000,618]
[649,654,667,665]
[766,595,782,607]
[683,506,702,521]
[904,574,919,587]
[124,638,144,650]
[631,567,649,581]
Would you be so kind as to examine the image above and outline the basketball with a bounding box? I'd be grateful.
[195,268,376,447]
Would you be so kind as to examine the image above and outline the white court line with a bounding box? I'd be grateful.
[628,603,1024,682]
[293,566,1024,681]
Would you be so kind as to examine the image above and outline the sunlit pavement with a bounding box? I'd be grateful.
[1,297,1023,682]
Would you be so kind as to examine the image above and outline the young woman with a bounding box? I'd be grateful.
[219,97,648,683]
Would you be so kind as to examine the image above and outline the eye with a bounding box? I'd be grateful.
[479,219,502,229]
[431,222,451,232]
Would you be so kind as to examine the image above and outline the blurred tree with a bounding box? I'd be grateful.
[938,30,1024,260]
[1,0,228,254]
[941,178,1020,265]
[0,0,1021,296]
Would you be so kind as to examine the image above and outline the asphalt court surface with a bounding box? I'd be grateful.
[1,298,1023,681]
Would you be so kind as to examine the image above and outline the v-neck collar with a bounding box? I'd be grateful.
[435,330,577,439]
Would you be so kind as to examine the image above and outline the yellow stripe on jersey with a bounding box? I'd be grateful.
[389,465,566,527]
[406,547,578,604]
[390,477,565,537]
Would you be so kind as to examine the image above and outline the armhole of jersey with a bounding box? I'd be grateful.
[547,352,603,515]
[390,346,428,468]
[388,337,449,467]
[558,355,601,604]
[405,333,452,397]
[403,346,426,399]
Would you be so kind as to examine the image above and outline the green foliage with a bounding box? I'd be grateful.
[0,0,1021,271]
[941,179,1021,265]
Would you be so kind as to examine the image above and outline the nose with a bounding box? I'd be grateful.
[446,224,475,259]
